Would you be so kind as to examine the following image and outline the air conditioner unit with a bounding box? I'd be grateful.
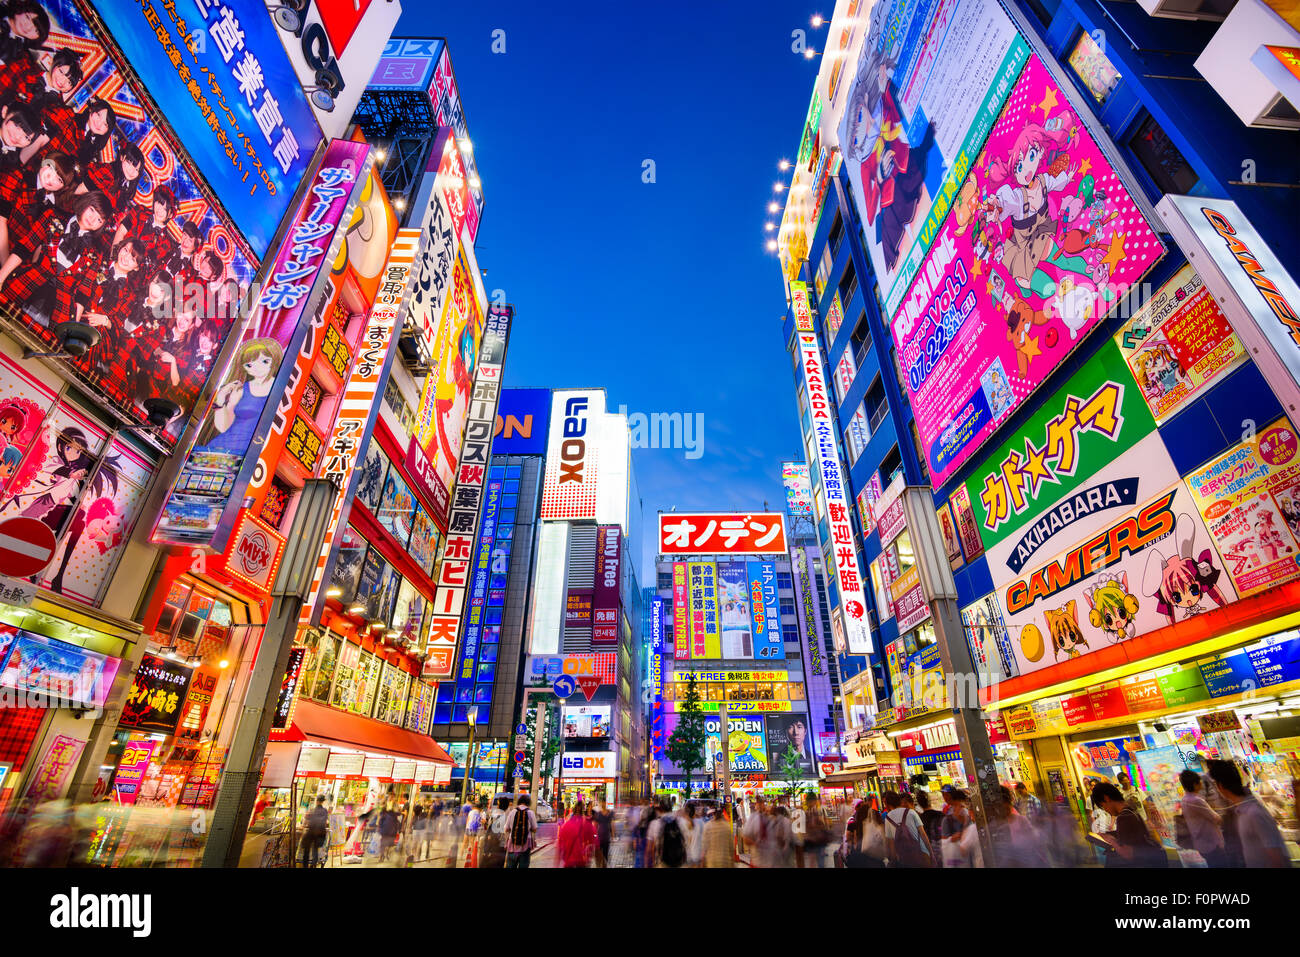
[1196,0,1300,129]
[1137,0,1237,21]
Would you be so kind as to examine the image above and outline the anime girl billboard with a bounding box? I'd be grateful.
[837,0,1029,320]
[890,56,1164,487]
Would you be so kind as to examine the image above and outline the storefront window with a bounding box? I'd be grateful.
[354,652,381,716]
[330,642,360,709]
[772,683,789,701]
[789,684,806,702]
[1067,30,1122,103]
[308,631,339,702]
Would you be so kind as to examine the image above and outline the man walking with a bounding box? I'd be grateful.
[301,796,329,868]
[504,795,538,869]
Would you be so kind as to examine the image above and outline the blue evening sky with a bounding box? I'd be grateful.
[395,1,823,580]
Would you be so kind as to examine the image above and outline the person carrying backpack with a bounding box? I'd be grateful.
[884,791,934,868]
[655,801,687,869]
[504,795,538,869]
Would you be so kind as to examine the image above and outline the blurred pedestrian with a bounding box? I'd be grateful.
[1090,782,1165,867]
[939,788,978,868]
[504,795,538,869]
[1177,768,1225,867]
[557,800,596,868]
[915,790,944,862]
[592,800,613,867]
[301,796,329,868]
[884,791,933,868]
[1209,760,1290,868]
[844,802,886,868]
[704,806,735,867]
[769,805,795,868]
[803,795,831,868]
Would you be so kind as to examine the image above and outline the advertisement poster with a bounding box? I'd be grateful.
[997,483,1236,679]
[857,472,884,537]
[25,734,85,803]
[747,560,785,660]
[687,561,720,659]
[949,486,984,560]
[705,715,768,774]
[960,593,1019,685]
[0,359,154,605]
[892,55,1164,486]
[564,589,593,629]
[1184,418,1300,597]
[1113,265,1247,424]
[593,526,622,645]
[562,705,611,739]
[839,0,1030,323]
[1133,745,1203,848]
[0,630,117,708]
[378,468,416,547]
[766,713,814,775]
[0,1,259,438]
[418,246,484,496]
[967,344,1169,584]
[936,501,964,568]
[718,562,753,659]
[155,140,368,547]
[92,0,322,257]
[782,462,814,518]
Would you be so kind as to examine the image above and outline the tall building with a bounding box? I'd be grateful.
[774,0,1300,844]
[520,389,648,806]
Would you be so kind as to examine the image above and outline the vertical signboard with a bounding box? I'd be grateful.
[458,478,501,684]
[649,595,665,760]
[540,390,605,521]
[1157,195,1300,422]
[155,139,369,550]
[593,526,622,644]
[424,305,511,678]
[673,561,689,661]
[301,228,420,626]
[748,560,785,660]
[796,331,873,653]
[687,561,720,659]
[791,280,814,332]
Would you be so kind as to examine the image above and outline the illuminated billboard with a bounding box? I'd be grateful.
[0,0,263,439]
[493,389,551,455]
[658,513,788,555]
[154,140,370,549]
[540,390,605,521]
[94,0,324,257]
[892,56,1164,487]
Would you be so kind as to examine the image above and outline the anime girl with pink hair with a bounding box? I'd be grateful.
[986,111,1096,302]
[1143,513,1229,625]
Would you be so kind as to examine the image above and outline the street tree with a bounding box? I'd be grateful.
[777,744,810,806]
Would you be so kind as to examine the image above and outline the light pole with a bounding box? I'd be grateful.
[460,707,479,808]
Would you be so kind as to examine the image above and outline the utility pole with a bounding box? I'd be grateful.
[899,487,1002,865]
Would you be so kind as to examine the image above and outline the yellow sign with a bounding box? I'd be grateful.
[667,701,794,713]
[672,671,790,683]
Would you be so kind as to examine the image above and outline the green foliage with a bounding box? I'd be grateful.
[665,674,707,795]
[778,744,809,804]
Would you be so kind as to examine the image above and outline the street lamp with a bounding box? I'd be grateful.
[460,707,479,808]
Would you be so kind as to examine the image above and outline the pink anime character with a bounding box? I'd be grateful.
[985,111,1095,302]
[83,497,123,555]
[1254,509,1292,562]
[1143,514,1229,624]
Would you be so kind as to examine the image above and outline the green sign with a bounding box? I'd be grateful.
[1157,664,1210,709]
[963,342,1158,552]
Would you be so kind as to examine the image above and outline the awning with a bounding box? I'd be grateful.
[821,767,876,785]
[275,699,453,764]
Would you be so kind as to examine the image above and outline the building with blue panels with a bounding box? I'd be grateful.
[773,0,1300,834]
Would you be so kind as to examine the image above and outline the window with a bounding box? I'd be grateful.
[824,291,845,343]
[776,572,793,591]
[1024,0,1062,28]
[866,376,889,434]
[657,572,672,589]
[838,262,859,310]
[852,313,873,370]
[833,348,857,405]
[1067,30,1121,103]
[911,420,930,484]
[828,212,844,257]
[844,400,871,465]
[1128,113,1199,196]
[779,599,796,617]
[782,624,799,644]
[815,244,833,300]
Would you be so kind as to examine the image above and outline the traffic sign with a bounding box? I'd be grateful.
[513,750,526,764]
[576,675,600,701]
[513,767,525,778]
[513,735,526,751]
[515,722,528,735]
[0,517,56,578]
[552,675,576,698]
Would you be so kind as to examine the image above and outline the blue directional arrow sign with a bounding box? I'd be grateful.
[515,722,528,735]
[552,675,576,698]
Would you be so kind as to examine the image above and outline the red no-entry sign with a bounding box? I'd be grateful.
[0,517,58,578]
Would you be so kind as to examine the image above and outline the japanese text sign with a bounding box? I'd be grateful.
[658,513,788,555]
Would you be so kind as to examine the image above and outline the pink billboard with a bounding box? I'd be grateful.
[891,56,1164,487]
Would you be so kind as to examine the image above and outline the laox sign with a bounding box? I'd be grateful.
[559,396,590,483]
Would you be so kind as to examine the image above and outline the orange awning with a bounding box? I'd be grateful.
[276,699,453,764]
